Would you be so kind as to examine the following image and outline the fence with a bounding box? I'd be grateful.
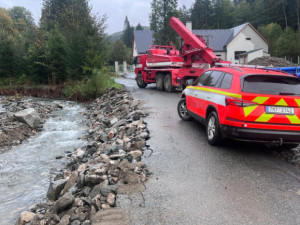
[115,61,134,75]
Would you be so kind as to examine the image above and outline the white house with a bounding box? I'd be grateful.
[132,22,270,64]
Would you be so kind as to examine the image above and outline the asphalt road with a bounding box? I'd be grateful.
[116,74,300,225]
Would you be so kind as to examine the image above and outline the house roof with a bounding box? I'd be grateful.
[133,30,154,54]
[133,22,266,54]
[193,23,247,51]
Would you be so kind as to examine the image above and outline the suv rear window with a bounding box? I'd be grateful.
[243,75,300,95]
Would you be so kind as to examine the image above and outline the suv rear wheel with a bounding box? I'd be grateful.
[206,111,222,145]
[177,98,192,121]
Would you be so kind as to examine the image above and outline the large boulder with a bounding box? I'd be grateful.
[16,211,35,225]
[54,193,75,212]
[14,108,41,129]
[47,178,68,201]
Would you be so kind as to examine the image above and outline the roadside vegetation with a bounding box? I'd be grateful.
[0,1,125,101]
[149,0,300,62]
[0,0,299,100]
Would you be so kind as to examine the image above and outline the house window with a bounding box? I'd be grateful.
[246,37,251,40]
[235,51,246,60]
[216,54,221,57]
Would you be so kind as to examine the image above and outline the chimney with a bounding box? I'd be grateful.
[186,21,192,31]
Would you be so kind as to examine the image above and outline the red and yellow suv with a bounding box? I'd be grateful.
[178,66,300,148]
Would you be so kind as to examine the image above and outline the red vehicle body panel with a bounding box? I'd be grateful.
[183,67,300,143]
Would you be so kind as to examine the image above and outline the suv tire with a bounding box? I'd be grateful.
[177,98,192,121]
[206,111,222,145]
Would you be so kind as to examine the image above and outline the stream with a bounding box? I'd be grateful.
[0,100,87,225]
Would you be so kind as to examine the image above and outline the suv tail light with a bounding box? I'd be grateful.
[225,97,258,107]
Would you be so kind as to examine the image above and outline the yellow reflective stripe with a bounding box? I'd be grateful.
[286,115,300,124]
[187,86,241,98]
[244,97,269,118]
[275,98,288,106]
[255,112,274,122]
[252,96,269,104]
[244,105,258,117]
[295,99,300,107]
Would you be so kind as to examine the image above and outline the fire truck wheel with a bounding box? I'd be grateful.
[177,98,192,121]
[156,74,165,91]
[164,74,174,92]
[136,73,147,88]
[206,111,222,145]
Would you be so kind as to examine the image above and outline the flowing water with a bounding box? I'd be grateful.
[0,103,5,113]
[0,101,87,225]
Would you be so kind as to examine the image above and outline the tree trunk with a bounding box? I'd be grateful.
[281,0,288,29]
[297,0,300,29]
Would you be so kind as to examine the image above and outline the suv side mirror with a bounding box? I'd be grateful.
[186,79,194,86]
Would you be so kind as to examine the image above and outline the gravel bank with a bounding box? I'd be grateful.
[16,88,151,225]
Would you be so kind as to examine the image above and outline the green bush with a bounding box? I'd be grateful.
[0,78,11,87]
[62,67,123,101]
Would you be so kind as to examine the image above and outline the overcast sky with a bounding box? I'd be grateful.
[0,0,194,34]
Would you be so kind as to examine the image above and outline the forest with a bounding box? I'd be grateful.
[0,0,299,90]
[149,0,300,62]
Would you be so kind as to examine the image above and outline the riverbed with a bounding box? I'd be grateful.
[0,100,87,225]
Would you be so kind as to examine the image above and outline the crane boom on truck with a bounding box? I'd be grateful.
[134,17,229,92]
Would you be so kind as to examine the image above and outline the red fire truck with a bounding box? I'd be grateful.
[134,17,229,92]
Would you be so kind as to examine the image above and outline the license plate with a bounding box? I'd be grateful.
[266,106,295,115]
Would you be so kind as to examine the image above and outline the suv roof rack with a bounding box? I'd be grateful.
[215,62,266,69]
[214,62,292,75]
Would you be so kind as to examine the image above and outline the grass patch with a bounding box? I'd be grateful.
[62,68,123,101]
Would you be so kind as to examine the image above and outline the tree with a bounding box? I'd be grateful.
[276,27,297,59]
[250,0,270,28]
[0,32,16,82]
[232,1,252,26]
[24,28,48,84]
[122,16,134,48]
[149,0,180,46]
[40,0,107,81]
[150,0,159,32]
[212,0,233,29]
[259,23,283,56]
[191,0,213,29]
[8,6,34,29]
[281,0,288,29]
[108,39,130,64]
[0,8,17,84]
[178,5,190,25]
[136,23,143,30]
[45,26,67,84]
[0,8,15,35]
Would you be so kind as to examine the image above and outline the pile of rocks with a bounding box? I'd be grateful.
[248,56,297,67]
[18,88,151,225]
[0,96,63,152]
